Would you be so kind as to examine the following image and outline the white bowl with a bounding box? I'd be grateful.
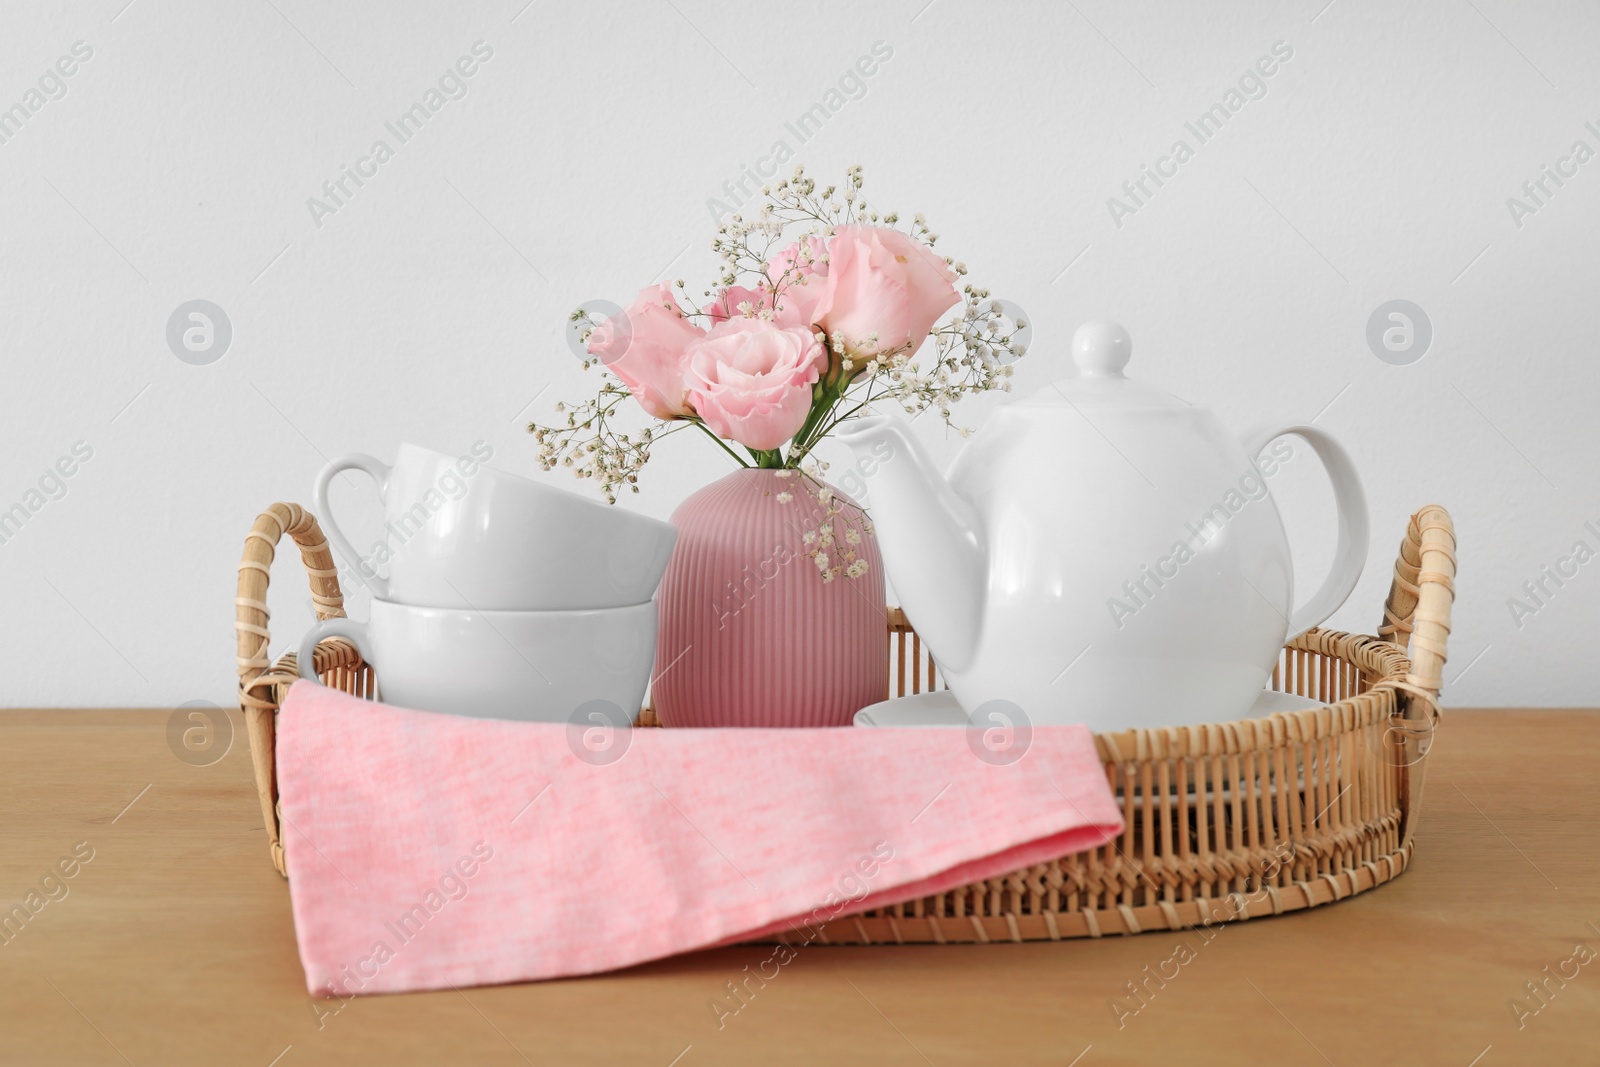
[298,598,657,722]
[315,443,678,611]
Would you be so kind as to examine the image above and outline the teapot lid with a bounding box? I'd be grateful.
[1024,321,1193,411]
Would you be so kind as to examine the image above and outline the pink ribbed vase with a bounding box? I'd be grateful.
[652,469,887,728]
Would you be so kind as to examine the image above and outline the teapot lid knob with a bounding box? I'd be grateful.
[1072,320,1131,378]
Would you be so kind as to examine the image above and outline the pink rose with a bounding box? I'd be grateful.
[586,284,704,420]
[705,285,771,325]
[684,319,825,450]
[766,235,830,329]
[813,225,958,360]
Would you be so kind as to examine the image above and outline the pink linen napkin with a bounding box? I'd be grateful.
[276,679,1122,995]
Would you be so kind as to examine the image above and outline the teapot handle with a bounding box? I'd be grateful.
[1239,423,1370,639]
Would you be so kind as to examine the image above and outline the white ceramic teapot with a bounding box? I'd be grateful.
[834,321,1368,730]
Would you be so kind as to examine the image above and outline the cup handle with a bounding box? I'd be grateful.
[1239,423,1370,639]
[312,454,392,600]
[298,618,370,682]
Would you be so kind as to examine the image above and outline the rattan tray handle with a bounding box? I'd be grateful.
[1377,503,1456,717]
[235,503,361,873]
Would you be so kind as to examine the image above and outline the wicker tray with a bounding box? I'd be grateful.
[236,504,1455,944]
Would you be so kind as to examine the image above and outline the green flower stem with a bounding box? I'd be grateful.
[784,381,832,463]
[752,448,786,469]
[785,378,851,466]
[688,419,752,468]
[786,373,881,469]
[800,397,872,453]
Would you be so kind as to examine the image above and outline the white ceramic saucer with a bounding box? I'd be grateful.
[853,688,1323,727]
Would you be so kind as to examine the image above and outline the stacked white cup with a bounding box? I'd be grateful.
[297,443,676,722]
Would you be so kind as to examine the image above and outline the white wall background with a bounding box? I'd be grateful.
[2,0,1596,708]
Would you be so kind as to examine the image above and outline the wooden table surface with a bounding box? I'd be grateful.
[2,709,1597,1066]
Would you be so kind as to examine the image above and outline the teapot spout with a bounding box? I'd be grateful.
[833,415,984,674]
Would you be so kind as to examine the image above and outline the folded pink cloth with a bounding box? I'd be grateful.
[277,680,1122,994]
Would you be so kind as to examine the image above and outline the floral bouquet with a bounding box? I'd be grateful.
[529,164,1027,582]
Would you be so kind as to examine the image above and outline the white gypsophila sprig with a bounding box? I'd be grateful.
[791,461,872,582]
[869,284,1023,437]
[527,343,687,503]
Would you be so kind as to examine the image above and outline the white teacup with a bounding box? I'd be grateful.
[297,599,657,722]
[313,443,677,611]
